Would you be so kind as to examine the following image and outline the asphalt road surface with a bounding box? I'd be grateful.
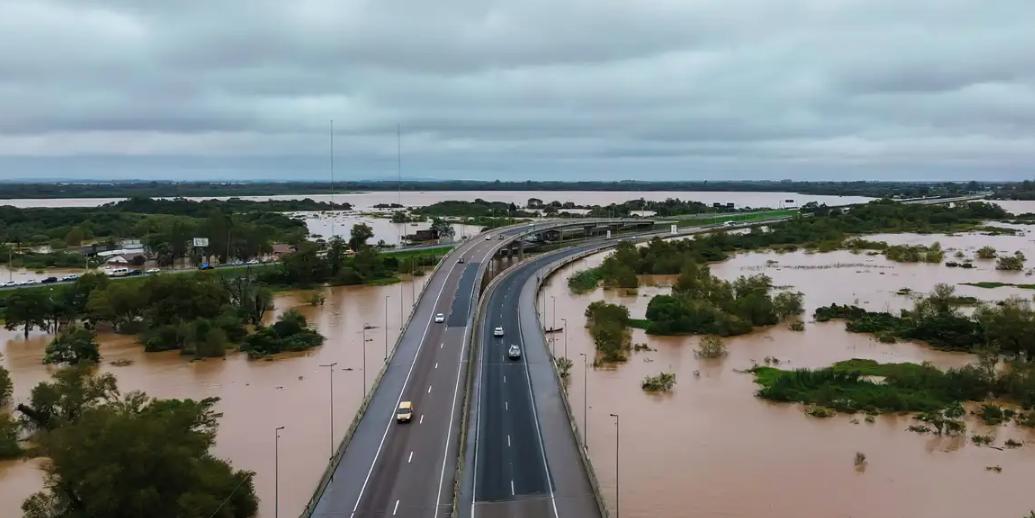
[464,241,608,518]
[310,230,511,517]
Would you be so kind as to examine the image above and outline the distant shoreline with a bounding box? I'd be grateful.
[0,179,988,200]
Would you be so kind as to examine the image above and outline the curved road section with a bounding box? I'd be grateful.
[462,241,609,518]
[310,228,516,518]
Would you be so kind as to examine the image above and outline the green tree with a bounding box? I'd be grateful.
[430,218,455,240]
[976,246,997,259]
[23,392,257,518]
[86,282,147,331]
[0,413,20,459]
[44,327,101,365]
[976,298,1035,359]
[773,291,805,319]
[63,227,85,248]
[0,356,12,407]
[348,223,374,251]
[21,366,119,431]
[4,289,51,338]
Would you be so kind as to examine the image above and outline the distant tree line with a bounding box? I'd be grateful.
[0,179,992,199]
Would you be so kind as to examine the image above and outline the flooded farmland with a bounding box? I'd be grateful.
[538,228,1035,518]
[0,275,429,518]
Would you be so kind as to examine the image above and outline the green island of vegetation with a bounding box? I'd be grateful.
[814,284,1035,357]
[752,356,1035,431]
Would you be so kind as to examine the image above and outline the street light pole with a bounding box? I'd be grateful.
[275,425,285,518]
[580,352,588,449]
[318,363,336,460]
[361,324,368,398]
[384,295,390,362]
[551,295,557,356]
[610,413,620,518]
[561,318,568,358]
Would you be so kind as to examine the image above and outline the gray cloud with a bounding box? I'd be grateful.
[0,0,1033,181]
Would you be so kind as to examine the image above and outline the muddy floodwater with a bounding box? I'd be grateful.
[0,275,430,518]
[538,228,1035,518]
[0,190,870,210]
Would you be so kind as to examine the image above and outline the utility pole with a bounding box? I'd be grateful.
[318,363,336,460]
[384,295,390,362]
[610,413,620,518]
[274,425,285,518]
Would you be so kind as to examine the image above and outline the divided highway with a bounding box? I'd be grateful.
[308,229,511,517]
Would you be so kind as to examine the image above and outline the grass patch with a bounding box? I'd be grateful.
[963,281,1035,290]
[751,358,990,414]
[628,318,650,330]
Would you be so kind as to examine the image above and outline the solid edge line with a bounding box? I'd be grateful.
[433,240,497,516]
[349,259,461,517]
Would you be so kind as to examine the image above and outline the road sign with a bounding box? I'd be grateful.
[193,237,209,247]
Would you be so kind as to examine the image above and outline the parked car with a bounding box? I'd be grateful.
[507,344,522,360]
[60,274,80,282]
[247,258,261,265]
[41,277,59,284]
[146,268,161,274]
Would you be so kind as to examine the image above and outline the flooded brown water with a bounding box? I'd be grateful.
[0,190,870,210]
[538,229,1035,518]
[0,275,430,518]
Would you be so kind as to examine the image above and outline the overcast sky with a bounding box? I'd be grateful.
[1,0,1033,182]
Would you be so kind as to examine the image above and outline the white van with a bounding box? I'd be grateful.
[105,267,130,277]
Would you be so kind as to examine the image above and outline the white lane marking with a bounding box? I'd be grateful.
[505,401,509,411]
[427,385,432,394]
[510,480,515,496]
[503,375,507,384]
[348,260,461,518]
[440,342,444,349]
[456,240,503,518]
[516,279,561,518]
[507,434,511,448]
[408,451,414,463]
[434,362,438,369]
[419,414,424,424]
[393,499,400,516]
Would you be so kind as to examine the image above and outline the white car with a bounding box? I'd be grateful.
[507,344,522,360]
[146,268,161,274]
[434,313,445,323]
[60,274,80,282]
[493,326,504,337]
[485,235,492,241]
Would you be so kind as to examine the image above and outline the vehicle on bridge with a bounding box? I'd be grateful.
[396,401,414,423]
[507,344,521,360]
[493,326,504,337]
[434,313,445,323]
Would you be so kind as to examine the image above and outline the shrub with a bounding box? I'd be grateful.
[976,246,997,259]
[996,254,1025,271]
[695,336,727,359]
[642,372,676,392]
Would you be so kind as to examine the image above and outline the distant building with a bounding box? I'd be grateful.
[406,229,440,242]
[270,243,296,259]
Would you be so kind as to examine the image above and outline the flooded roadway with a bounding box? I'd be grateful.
[537,229,1035,518]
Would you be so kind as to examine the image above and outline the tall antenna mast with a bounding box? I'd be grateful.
[330,119,336,240]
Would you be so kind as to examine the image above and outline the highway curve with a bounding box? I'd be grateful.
[462,241,609,518]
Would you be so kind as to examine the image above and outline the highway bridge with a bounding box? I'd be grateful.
[304,219,654,518]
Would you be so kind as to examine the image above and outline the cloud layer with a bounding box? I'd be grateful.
[1,0,1033,181]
